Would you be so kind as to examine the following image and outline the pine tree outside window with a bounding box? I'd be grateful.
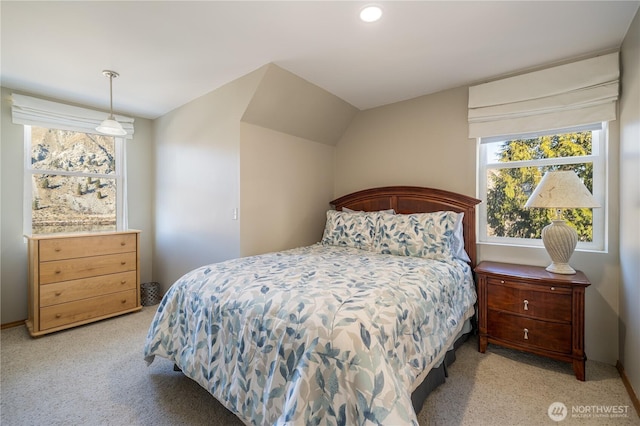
[478,123,606,252]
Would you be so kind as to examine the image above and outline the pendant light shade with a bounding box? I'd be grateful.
[96,118,126,136]
[96,70,127,136]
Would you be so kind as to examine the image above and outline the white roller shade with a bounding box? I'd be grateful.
[11,93,135,139]
[468,52,619,139]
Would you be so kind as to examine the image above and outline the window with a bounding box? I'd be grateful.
[478,123,606,251]
[24,126,126,234]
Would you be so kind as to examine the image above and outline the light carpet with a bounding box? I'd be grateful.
[1,306,637,425]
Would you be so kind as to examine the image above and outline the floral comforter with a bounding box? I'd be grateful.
[144,244,476,426]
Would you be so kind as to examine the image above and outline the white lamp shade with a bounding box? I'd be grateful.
[96,118,127,136]
[525,170,599,274]
[525,170,600,209]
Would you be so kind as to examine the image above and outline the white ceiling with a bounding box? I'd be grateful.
[1,1,638,120]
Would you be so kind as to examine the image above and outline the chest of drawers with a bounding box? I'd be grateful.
[475,261,590,380]
[26,231,141,336]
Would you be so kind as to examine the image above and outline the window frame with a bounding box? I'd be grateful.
[23,125,127,235]
[477,123,608,252]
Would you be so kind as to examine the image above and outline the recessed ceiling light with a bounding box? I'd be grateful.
[360,5,382,23]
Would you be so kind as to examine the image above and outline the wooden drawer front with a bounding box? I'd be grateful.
[39,234,136,261]
[40,252,136,284]
[488,310,572,354]
[487,280,571,322]
[40,289,137,330]
[40,271,137,307]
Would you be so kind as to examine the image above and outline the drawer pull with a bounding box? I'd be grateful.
[55,291,62,296]
[524,328,529,340]
[550,287,555,291]
[500,280,505,284]
[523,300,529,310]
[54,247,61,252]
[121,280,127,284]
[120,242,126,246]
[55,314,62,319]
[121,261,126,265]
[55,269,61,274]
[121,299,127,304]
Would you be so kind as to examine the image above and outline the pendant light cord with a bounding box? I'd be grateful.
[102,70,119,120]
[109,74,114,119]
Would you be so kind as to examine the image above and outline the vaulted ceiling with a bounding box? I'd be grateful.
[1,1,638,120]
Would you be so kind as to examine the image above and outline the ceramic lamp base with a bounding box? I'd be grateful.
[542,219,578,275]
[545,262,576,275]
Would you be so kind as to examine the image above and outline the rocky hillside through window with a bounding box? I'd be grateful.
[30,127,117,234]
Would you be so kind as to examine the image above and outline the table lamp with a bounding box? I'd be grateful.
[525,170,600,274]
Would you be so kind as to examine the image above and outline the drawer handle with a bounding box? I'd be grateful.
[55,314,62,319]
[54,247,61,252]
[500,280,505,284]
[550,287,555,291]
[121,280,127,284]
[55,291,62,296]
[121,299,127,304]
[55,269,61,274]
[523,300,529,310]
[121,261,126,265]
[121,242,126,246]
[524,328,529,340]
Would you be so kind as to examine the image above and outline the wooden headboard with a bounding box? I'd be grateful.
[330,186,482,267]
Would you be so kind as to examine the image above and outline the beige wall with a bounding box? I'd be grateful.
[335,83,622,365]
[242,64,357,147]
[0,87,154,324]
[126,115,155,285]
[619,8,640,400]
[335,86,476,198]
[152,67,266,292]
[0,87,27,324]
[152,63,355,290]
[240,123,334,256]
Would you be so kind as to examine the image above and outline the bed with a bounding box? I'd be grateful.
[144,186,481,425]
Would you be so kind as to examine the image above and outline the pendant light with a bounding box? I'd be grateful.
[96,70,127,136]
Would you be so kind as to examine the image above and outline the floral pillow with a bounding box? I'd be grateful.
[321,210,379,250]
[373,211,458,261]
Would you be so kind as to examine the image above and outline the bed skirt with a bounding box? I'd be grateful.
[411,319,473,413]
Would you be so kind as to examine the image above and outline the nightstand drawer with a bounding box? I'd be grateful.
[487,279,572,322]
[488,310,572,354]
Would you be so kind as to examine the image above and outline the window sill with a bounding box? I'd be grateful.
[477,240,607,254]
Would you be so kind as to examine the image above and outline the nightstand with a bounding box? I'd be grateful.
[475,261,590,381]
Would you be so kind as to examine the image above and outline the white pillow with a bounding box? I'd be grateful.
[452,212,471,262]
